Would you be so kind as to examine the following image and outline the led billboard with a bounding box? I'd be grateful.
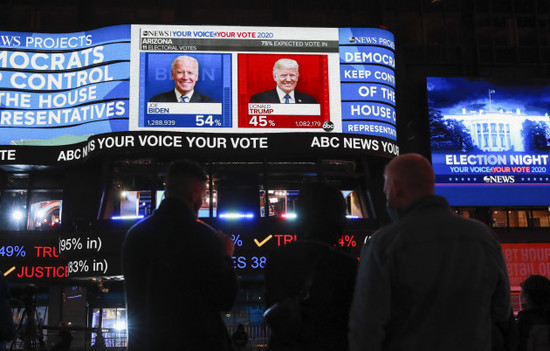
[427,77,550,206]
[0,25,131,146]
[131,25,396,137]
[0,25,398,165]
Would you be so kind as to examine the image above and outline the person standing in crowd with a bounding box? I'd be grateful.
[264,182,357,351]
[0,273,15,351]
[231,323,248,351]
[349,153,514,351]
[49,321,72,351]
[517,274,550,351]
[122,159,238,351]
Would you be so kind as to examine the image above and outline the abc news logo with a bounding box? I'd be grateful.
[323,121,334,132]
[483,175,515,184]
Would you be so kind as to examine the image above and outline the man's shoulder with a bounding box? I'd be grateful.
[397,207,500,248]
[249,89,278,103]
[180,219,221,247]
[125,215,162,240]
[193,219,218,234]
[150,90,176,102]
[294,90,317,103]
[434,210,496,237]
[367,222,403,248]
[192,92,217,103]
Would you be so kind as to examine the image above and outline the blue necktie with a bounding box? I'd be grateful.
[181,96,189,103]
[284,94,290,103]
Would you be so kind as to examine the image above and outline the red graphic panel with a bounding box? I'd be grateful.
[238,54,330,129]
[501,243,550,289]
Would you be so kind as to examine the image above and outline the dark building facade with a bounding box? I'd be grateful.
[0,0,549,349]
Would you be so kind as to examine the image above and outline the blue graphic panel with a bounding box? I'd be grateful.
[139,52,232,129]
[339,27,396,138]
[342,121,396,140]
[0,25,131,145]
[339,64,395,86]
[340,83,395,105]
[428,76,550,206]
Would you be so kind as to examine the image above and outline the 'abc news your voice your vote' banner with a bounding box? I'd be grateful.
[0,25,397,164]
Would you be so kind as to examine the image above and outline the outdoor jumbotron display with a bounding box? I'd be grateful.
[427,77,550,206]
[0,25,398,164]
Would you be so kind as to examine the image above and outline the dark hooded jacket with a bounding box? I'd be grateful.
[122,197,238,351]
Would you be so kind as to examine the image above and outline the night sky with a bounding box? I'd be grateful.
[427,77,550,116]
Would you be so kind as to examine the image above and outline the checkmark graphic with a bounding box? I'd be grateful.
[254,235,273,247]
[3,266,15,276]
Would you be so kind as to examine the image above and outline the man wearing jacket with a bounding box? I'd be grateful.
[149,56,217,103]
[249,58,317,104]
[349,153,514,351]
[122,159,238,351]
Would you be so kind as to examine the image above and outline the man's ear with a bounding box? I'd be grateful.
[391,179,404,201]
[191,186,203,200]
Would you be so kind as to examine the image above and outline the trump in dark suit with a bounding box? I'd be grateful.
[249,58,317,104]
[150,55,217,103]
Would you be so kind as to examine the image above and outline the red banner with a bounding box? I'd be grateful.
[502,243,550,289]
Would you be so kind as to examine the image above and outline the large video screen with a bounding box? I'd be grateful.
[0,25,398,165]
[427,77,550,206]
[0,25,130,146]
[131,25,396,137]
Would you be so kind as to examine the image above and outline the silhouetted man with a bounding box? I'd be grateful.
[123,159,237,351]
[349,153,513,351]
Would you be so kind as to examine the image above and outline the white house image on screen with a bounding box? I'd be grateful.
[443,108,550,152]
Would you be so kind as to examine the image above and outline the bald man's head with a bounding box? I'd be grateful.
[384,153,435,213]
